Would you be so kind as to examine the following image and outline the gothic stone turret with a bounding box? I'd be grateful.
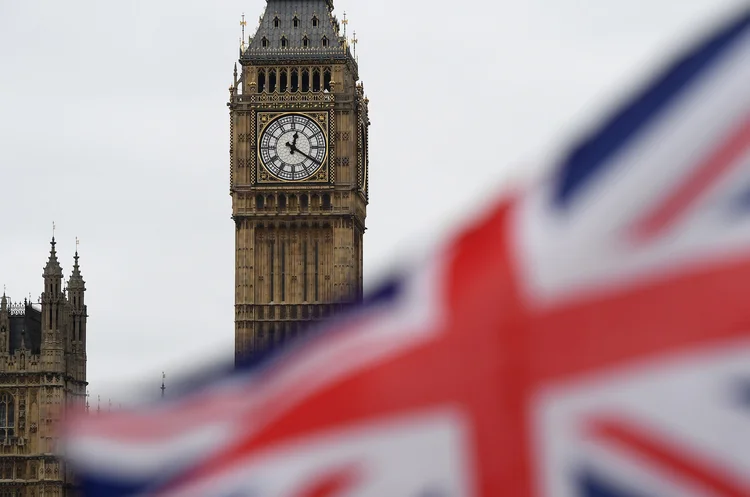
[0,238,89,497]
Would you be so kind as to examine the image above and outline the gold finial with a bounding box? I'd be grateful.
[240,13,247,51]
[351,31,358,59]
[342,12,348,37]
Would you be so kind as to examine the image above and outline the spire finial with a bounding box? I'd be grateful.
[161,371,166,398]
[342,12,348,37]
[240,13,247,51]
[52,221,55,240]
[351,31,358,60]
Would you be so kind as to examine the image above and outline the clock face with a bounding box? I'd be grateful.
[259,114,327,181]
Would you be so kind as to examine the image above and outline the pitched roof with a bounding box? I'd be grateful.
[241,0,355,65]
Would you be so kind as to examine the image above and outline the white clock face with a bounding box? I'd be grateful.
[259,114,327,181]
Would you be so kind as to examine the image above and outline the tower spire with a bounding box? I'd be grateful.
[161,372,166,398]
[70,237,83,281]
[43,235,62,277]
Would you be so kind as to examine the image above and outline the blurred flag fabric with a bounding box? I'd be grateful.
[63,7,750,497]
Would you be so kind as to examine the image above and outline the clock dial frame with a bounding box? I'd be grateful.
[257,113,329,182]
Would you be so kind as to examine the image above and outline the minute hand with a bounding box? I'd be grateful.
[289,145,321,165]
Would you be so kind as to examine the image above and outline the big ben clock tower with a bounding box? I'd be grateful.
[229,0,369,362]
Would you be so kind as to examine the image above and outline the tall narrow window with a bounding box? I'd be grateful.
[293,16,300,28]
[281,241,286,302]
[291,69,299,91]
[322,36,329,47]
[312,69,321,92]
[269,240,275,301]
[0,393,14,439]
[302,70,310,92]
[258,71,266,93]
[303,241,308,301]
[302,36,309,48]
[312,16,319,27]
[314,241,319,302]
[280,70,288,92]
[273,16,280,28]
[324,69,332,92]
[280,36,288,48]
[269,69,277,92]
[261,37,269,48]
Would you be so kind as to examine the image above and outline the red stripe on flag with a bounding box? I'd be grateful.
[588,417,749,497]
[632,113,750,240]
[293,466,360,497]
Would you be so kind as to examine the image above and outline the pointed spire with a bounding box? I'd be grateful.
[161,372,166,398]
[43,236,62,277]
[69,237,85,290]
[1,288,6,311]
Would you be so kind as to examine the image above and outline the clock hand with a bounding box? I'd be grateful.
[284,133,301,155]
[290,146,321,165]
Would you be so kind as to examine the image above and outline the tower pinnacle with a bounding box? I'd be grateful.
[70,238,84,285]
[43,237,62,277]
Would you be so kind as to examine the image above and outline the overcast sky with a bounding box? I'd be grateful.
[0,0,746,404]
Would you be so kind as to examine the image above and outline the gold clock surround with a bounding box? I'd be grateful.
[255,110,333,185]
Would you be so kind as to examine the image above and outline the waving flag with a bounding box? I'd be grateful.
[63,7,750,497]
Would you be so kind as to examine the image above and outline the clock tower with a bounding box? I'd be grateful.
[229,0,369,362]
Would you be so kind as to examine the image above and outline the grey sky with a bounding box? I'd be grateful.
[0,0,745,403]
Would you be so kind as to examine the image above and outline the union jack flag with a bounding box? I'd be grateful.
[63,7,750,496]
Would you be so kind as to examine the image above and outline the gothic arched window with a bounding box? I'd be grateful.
[293,16,300,28]
[321,36,329,47]
[291,69,299,92]
[0,393,14,439]
[261,37,269,48]
[268,69,277,92]
[302,36,310,48]
[312,16,319,27]
[280,36,288,49]
[273,16,280,28]
[257,70,266,93]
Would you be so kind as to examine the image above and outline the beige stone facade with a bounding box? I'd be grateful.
[0,239,87,496]
[230,0,369,361]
